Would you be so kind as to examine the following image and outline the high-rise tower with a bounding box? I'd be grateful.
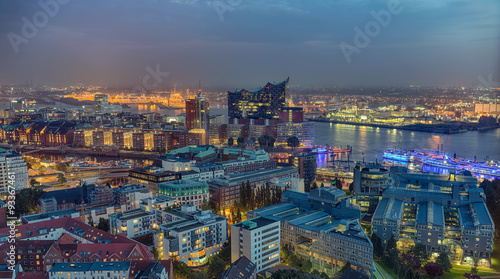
[186,93,209,131]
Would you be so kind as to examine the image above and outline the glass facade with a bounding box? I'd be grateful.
[228,77,289,119]
[158,180,209,197]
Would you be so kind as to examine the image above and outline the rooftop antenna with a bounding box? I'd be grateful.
[198,80,202,96]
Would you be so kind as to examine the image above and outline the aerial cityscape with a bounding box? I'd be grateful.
[0,1,499,279]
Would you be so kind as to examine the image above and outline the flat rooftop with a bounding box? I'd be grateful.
[233,216,278,231]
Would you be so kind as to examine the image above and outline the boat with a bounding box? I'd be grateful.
[383,148,415,162]
[383,148,500,179]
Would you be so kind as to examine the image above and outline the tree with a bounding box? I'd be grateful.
[301,258,312,273]
[227,137,234,147]
[281,245,291,262]
[348,182,354,192]
[311,182,318,190]
[386,235,397,252]
[30,178,39,187]
[409,243,428,261]
[14,187,45,217]
[151,247,159,260]
[236,207,242,223]
[189,272,208,279]
[333,177,342,189]
[57,173,67,185]
[201,197,211,211]
[400,253,421,270]
[424,263,444,278]
[383,248,399,272]
[398,264,409,279]
[237,136,245,148]
[267,136,276,148]
[287,136,300,149]
[218,241,231,265]
[258,135,267,148]
[207,256,226,279]
[96,218,110,232]
[436,252,452,272]
[55,163,68,172]
[173,260,192,279]
[370,233,384,259]
[464,267,480,279]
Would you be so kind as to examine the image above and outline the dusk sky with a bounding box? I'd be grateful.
[0,0,499,88]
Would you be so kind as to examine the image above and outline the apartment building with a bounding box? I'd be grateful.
[0,149,28,192]
[231,217,281,273]
[114,184,153,211]
[208,167,299,210]
[153,205,228,267]
[158,179,209,209]
[109,208,156,238]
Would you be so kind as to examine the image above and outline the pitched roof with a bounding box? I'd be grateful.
[0,217,133,244]
[219,256,255,279]
[130,260,172,279]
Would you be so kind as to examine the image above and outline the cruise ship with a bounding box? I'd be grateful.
[383,149,500,179]
[383,148,416,162]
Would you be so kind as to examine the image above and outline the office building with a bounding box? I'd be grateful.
[277,121,314,147]
[186,93,210,131]
[128,167,181,193]
[208,167,299,210]
[231,217,281,273]
[153,204,228,267]
[160,156,194,172]
[248,188,373,277]
[0,149,28,192]
[257,174,304,193]
[289,153,317,189]
[228,78,289,119]
[352,163,392,219]
[191,163,224,182]
[158,179,209,209]
[279,107,304,123]
[114,184,153,211]
[214,149,276,175]
[371,167,494,267]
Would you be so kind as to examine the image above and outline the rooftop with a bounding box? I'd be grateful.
[49,262,130,272]
[233,217,278,231]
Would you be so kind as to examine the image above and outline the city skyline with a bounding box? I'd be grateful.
[0,0,498,88]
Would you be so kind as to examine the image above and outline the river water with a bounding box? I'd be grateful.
[313,122,500,163]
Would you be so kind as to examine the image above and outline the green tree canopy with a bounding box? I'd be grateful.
[287,136,300,149]
[207,256,226,279]
[96,218,110,232]
[436,252,452,272]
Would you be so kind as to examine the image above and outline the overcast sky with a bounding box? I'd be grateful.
[0,0,499,88]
